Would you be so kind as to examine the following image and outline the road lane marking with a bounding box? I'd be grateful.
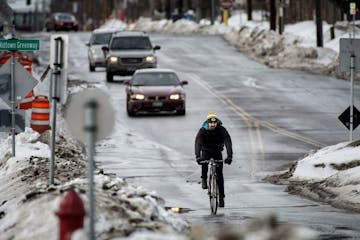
[190,74,326,149]
[190,73,259,177]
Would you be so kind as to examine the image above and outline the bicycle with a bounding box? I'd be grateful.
[200,159,223,215]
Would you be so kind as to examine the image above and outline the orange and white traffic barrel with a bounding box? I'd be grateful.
[18,90,35,110]
[31,95,51,133]
[0,51,21,65]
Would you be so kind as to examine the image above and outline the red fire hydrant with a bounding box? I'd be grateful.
[55,190,85,240]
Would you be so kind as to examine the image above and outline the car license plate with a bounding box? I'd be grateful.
[152,101,163,107]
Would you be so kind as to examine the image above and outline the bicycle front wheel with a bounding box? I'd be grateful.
[209,173,218,215]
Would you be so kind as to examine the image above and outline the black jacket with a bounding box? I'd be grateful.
[195,120,233,159]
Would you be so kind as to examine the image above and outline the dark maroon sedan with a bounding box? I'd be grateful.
[124,69,188,116]
[45,12,79,32]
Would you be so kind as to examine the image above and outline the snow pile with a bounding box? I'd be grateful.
[129,16,354,79]
[99,19,128,31]
[0,126,317,240]
[266,140,360,212]
[0,128,188,240]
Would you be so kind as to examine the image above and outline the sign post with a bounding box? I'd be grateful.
[339,38,360,140]
[49,36,63,186]
[0,39,40,156]
[221,0,233,26]
[65,88,114,240]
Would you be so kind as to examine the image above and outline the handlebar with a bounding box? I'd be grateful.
[199,159,224,164]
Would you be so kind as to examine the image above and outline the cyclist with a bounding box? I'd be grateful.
[195,112,233,207]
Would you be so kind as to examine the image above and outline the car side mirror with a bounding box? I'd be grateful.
[181,80,188,85]
[153,45,161,51]
[102,46,109,57]
[86,42,90,47]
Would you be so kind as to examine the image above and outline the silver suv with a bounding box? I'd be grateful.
[103,31,161,82]
[86,28,120,72]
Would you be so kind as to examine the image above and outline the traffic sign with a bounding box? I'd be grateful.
[339,38,360,73]
[338,106,360,130]
[50,34,69,105]
[0,60,39,107]
[0,109,25,133]
[221,0,233,10]
[0,39,40,51]
[65,88,115,143]
[350,2,356,15]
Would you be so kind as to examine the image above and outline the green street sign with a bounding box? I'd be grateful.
[0,39,40,51]
[350,3,356,15]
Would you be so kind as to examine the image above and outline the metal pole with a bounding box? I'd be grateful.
[50,72,57,185]
[84,99,98,240]
[10,52,15,157]
[353,11,356,38]
[350,54,355,141]
[10,16,16,157]
[50,37,62,185]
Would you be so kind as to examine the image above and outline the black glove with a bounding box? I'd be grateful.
[224,157,232,165]
[196,156,202,165]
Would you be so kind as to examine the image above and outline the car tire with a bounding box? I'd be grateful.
[106,72,113,82]
[89,64,95,72]
[176,109,186,116]
[127,109,135,117]
[126,102,135,117]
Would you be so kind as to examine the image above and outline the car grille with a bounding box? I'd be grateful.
[121,58,143,64]
[147,96,166,100]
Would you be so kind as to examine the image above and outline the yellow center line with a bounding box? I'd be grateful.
[191,74,259,177]
[191,74,326,149]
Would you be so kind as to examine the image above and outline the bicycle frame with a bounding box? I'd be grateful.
[200,159,223,215]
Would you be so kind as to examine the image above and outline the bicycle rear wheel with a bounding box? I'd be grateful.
[209,172,218,215]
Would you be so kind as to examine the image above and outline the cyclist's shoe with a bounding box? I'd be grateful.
[219,197,224,208]
[201,178,208,189]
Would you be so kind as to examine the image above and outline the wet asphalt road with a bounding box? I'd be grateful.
[43,31,360,238]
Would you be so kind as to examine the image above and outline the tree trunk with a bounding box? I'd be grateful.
[269,0,276,31]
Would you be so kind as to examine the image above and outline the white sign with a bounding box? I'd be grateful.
[50,34,69,105]
[0,60,39,106]
[339,38,360,73]
[64,88,115,143]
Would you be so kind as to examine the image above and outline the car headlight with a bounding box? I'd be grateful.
[109,56,118,63]
[92,48,103,56]
[131,94,145,100]
[146,55,156,63]
[170,94,181,100]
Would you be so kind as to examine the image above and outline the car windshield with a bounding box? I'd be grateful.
[110,37,152,50]
[132,73,180,86]
[55,14,75,21]
[91,33,113,45]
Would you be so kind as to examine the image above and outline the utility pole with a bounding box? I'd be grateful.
[315,0,323,47]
